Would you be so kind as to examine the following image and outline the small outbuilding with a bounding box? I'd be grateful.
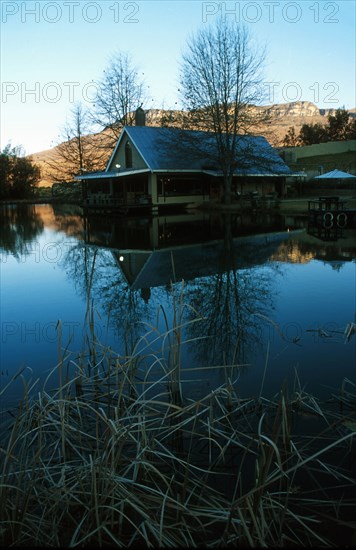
[314,169,356,180]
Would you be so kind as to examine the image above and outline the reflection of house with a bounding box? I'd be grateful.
[111,232,291,291]
[77,109,292,214]
[83,211,294,251]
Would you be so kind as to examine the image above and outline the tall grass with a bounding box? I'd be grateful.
[1,282,355,547]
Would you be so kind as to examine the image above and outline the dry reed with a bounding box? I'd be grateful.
[1,282,355,547]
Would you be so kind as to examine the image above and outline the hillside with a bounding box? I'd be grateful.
[30,101,355,187]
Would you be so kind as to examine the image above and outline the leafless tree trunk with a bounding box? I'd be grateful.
[179,18,269,204]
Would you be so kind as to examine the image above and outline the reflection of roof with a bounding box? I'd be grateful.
[113,231,291,289]
[108,126,292,176]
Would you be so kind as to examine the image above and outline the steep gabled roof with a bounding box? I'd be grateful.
[108,126,292,176]
[106,126,291,175]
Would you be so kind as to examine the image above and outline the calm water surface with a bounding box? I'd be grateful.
[1,203,355,408]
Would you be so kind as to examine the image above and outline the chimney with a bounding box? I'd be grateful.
[135,106,146,126]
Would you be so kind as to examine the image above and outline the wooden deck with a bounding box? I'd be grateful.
[82,196,155,216]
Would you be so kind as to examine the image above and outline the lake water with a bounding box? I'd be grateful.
[1,203,355,409]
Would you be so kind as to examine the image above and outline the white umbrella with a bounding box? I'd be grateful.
[314,169,356,179]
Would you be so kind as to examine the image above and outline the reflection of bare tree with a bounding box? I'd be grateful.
[184,267,277,371]
[61,243,152,354]
[182,215,280,369]
[0,204,44,259]
[60,243,94,297]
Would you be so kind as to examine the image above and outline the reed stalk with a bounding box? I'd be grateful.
[1,286,355,547]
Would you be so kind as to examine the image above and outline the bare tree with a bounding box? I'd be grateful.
[179,18,269,204]
[46,54,147,185]
[46,102,108,184]
[92,52,147,147]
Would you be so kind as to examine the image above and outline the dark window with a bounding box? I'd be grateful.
[125,142,133,168]
[158,175,205,196]
[89,180,110,194]
[127,179,147,193]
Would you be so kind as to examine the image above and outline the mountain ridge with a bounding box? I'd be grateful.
[30,101,356,187]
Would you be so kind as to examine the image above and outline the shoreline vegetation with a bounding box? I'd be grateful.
[1,196,356,216]
[0,196,356,215]
[1,282,355,547]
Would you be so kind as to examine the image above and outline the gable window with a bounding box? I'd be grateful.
[125,142,133,168]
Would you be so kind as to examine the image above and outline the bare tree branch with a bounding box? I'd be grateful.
[91,52,148,149]
[46,102,108,184]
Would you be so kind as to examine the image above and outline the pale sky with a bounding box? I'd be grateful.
[1,0,355,155]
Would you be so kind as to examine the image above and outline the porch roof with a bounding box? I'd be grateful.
[201,170,291,178]
[76,168,150,181]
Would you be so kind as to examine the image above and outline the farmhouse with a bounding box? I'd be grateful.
[77,109,293,213]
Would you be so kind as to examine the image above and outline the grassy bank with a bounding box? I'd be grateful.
[1,285,355,547]
[3,194,356,217]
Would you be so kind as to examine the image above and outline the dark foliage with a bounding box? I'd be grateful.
[0,144,41,199]
[283,108,356,147]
